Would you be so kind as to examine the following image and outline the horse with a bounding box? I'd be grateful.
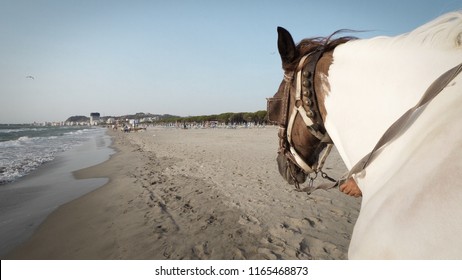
[267,11,462,259]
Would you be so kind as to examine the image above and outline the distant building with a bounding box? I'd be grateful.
[90,112,100,126]
[128,119,139,126]
[106,118,115,124]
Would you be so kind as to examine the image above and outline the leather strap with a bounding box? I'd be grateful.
[346,62,462,180]
[285,50,332,174]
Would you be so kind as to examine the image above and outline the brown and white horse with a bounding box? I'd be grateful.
[269,12,462,259]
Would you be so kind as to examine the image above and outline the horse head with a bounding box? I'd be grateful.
[268,27,352,188]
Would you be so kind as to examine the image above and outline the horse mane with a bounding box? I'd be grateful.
[285,31,356,71]
[283,11,461,72]
[371,11,462,50]
[405,11,462,49]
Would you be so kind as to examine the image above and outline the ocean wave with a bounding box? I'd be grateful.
[18,136,32,142]
[0,127,47,133]
[63,128,92,136]
[0,127,106,184]
[0,140,21,148]
[0,155,53,185]
[0,136,43,148]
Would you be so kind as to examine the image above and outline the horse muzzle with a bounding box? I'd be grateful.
[276,152,307,185]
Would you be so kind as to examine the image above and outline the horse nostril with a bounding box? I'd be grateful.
[276,154,288,178]
[286,168,295,185]
[276,153,308,185]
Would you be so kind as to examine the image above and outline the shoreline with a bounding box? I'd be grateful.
[0,129,113,257]
[7,127,360,260]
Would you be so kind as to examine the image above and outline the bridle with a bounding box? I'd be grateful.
[267,47,336,189]
[269,48,462,192]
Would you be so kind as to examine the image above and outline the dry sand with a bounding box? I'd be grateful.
[7,126,361,260]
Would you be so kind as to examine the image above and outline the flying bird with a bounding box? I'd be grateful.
[26,75,35,80]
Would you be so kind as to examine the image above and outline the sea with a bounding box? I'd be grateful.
[0,124,114,256]
[0,124,108,185]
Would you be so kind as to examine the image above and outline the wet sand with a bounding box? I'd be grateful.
[0,130,113,257]
[7,126,361,260]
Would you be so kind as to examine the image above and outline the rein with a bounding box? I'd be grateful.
[342,62,462,184]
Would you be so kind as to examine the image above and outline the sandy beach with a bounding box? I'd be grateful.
[7,126,361,260]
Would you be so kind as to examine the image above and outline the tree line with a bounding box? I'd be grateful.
[157,110,268,125]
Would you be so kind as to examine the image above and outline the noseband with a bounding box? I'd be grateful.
[268,48,335,188]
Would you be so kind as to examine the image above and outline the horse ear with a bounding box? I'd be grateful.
[277,26,297,65]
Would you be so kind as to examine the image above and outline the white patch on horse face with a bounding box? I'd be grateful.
[319,72,330,94]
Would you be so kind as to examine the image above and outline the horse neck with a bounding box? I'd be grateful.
[323,12,462,171]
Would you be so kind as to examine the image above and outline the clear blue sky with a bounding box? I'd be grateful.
[1,0,461,123]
